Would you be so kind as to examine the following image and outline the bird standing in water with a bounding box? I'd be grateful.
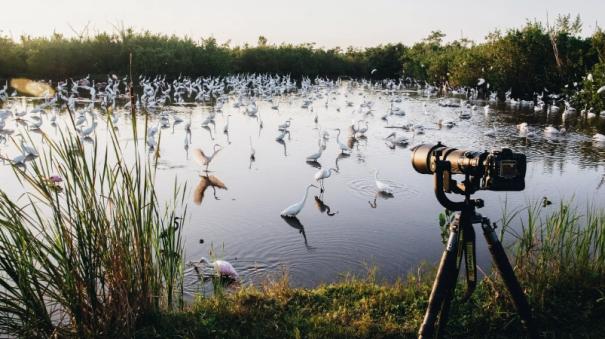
[187,257,238,280]
[314,167,338,192]
[281,184,318,217]
[374,169,394,195]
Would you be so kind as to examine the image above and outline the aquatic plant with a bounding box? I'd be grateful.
[0,115,187,336]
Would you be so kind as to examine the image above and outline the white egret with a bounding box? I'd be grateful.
[385,132,409,146]
[280,184,318,217]
[146,135,157,149]
[79,121,98,138]
[333,128,351,154]
[314,167,338,192]
[306,144,323,162]
[374,170,394,195]
[275,130,289,142]
[193,144,222,171]
[278,119,292,131]
[246,102,258,116]
[593,133,605,143]
[18,136,38,157]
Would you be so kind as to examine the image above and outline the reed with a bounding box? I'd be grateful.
[0,116,186,336]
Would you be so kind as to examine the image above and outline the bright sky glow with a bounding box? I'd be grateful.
[2,0,604,47]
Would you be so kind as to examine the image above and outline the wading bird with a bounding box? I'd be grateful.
[333,128,351,154]
[306,144,323,162]
[187,257,238,280]
[374,170,394,195]
[280,184,318,217]
[314,167,338,192]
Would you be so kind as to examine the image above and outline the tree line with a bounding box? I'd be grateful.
[0,15,604,108]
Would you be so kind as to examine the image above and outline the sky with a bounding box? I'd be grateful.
[2,0,604,48]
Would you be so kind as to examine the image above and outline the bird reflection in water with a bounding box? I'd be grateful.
[193,174,227,205]
[281,216,313,250]
[276,139,288,157]
[368,191,394,209]
[314,194,337,216]
[346,136,357,149]
[202,125,214,140]
[334,152,349,172]
[306,160,321,169]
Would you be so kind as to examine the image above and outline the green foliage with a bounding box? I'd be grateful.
[0,16,601,102]
[574,61,605,112]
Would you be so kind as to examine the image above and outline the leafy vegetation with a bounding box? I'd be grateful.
[1,14,604,107]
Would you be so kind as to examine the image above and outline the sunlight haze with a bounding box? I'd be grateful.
[2,0,604,47]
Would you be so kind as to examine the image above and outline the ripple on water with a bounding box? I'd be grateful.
[346,177,418,199]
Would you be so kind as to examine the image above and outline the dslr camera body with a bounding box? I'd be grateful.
[411,143,526,192]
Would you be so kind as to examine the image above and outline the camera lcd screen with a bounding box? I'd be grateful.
[500,160,517,179]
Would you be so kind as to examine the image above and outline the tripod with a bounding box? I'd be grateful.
[417,155,538,339]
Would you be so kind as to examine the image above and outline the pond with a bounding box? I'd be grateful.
[0,80,604,297]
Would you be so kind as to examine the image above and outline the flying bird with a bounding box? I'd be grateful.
[193,144,222,171]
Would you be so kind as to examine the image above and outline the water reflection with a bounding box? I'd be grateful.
[281,216,313,250]
[314,195,337,216]
[276,139,288,157]
[306,160,321,169]
[334,152,349,172]
[368,191,395,209]
[202,125,214,140]
[193,175,227,205]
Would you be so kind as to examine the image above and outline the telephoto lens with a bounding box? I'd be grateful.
[411,143,485,176]
[411,143,526,191]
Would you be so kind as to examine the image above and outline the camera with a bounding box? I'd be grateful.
[411,143,526,192]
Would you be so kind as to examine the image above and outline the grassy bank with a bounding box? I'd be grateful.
[138,202,605,339]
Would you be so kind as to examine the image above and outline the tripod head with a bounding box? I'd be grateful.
[431,147,484,212]
[411,142,526,212]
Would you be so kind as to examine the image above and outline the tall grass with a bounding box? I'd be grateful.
[0,116,186,336]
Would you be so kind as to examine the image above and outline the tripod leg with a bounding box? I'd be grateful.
[481,220,539,339]
[419,220,462,339]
